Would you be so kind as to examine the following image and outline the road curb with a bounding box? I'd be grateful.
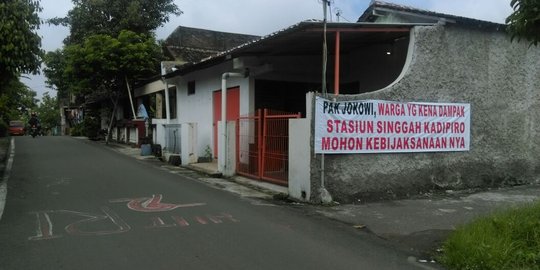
[185,164,223,178]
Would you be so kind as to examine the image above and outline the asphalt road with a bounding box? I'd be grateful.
[0,136,424,270]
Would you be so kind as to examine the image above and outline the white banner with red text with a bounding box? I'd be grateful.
[314,96,470,154]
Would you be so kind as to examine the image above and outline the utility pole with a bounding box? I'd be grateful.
[321,0,329,95]
[319,0,333,204]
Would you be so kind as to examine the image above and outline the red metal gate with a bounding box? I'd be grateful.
[236,109,301,186]
[236,110,262,180]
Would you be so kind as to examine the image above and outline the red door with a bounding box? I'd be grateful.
[213,87,240,158]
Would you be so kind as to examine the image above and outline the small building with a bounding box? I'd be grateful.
[132,1,540,204]
[142,19,415,184]
[116,26,259,152]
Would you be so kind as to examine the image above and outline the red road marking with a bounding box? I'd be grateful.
[28,195,238,241]
[172,215,190,227]
[207,213,239,224]
[195,216,208,225]
[110,194,206,212]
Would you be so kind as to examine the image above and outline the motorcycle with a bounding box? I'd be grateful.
[30,125,39,138]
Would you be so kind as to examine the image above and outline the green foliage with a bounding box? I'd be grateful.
[0,79,37,124]
[43,0,179,105]
[0,0,44,88]
[42,0,179,127]
[49,0,181,45]
[69,116,99,138]
[506,0,540,46]
[70,122,84,136]
[440,201,540,270]
[82,115,100,139]
[64,30,163,98]
[43,50,71,101]
[0,0,42,135]
[36,92,60,131]
[204,145,213,159]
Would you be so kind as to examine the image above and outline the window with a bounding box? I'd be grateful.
[187,81,196,95]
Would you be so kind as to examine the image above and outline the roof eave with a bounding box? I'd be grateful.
[164,22,420,78]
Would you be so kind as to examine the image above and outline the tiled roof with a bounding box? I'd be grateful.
[164,26,260,63]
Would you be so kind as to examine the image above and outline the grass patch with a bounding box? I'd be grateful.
[439,201,540,270]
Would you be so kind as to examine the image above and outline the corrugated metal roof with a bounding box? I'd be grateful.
[165,21,417,78]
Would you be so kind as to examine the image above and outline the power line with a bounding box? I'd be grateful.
[334,7,352,22]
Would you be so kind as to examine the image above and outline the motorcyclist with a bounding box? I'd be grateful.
[28,112,41,135]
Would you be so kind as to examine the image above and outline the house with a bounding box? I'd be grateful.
[111,26,259,151]
[137,19,414,184]
[131,1,540,204]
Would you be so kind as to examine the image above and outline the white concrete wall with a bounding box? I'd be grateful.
[309,25,540,203]
[128,127,137,144]
[181,122,198,165]
[288,118,311,202]
[119,127,126,142]
[152,118,175,148]
[169,62,253,159]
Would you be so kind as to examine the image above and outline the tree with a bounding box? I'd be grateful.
[0,0,44,93]
[65,30,162,99]
[36,92,60,134]
[49,0,181,45]
[0,79,37,124]
[506,0,540,46]
[64,30,163,139]
[44,0,180,139]
[43,50,71,101]
[44,0,180,100]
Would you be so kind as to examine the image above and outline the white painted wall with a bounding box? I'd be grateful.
[152,119,167,148]
[141,55,326,165]
[128,127,137,144]
[288,92,314,201]
[111,127,116,140]
[169,61,253,159]
[288,118,311,201]
[181,122,198,165]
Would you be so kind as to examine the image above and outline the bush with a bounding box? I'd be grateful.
[83,116,100,139]
[69,115,100,138]
[439,201,540,270]
[70,122,84,136]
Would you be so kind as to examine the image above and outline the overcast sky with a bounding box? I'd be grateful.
[22,0,513,101]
